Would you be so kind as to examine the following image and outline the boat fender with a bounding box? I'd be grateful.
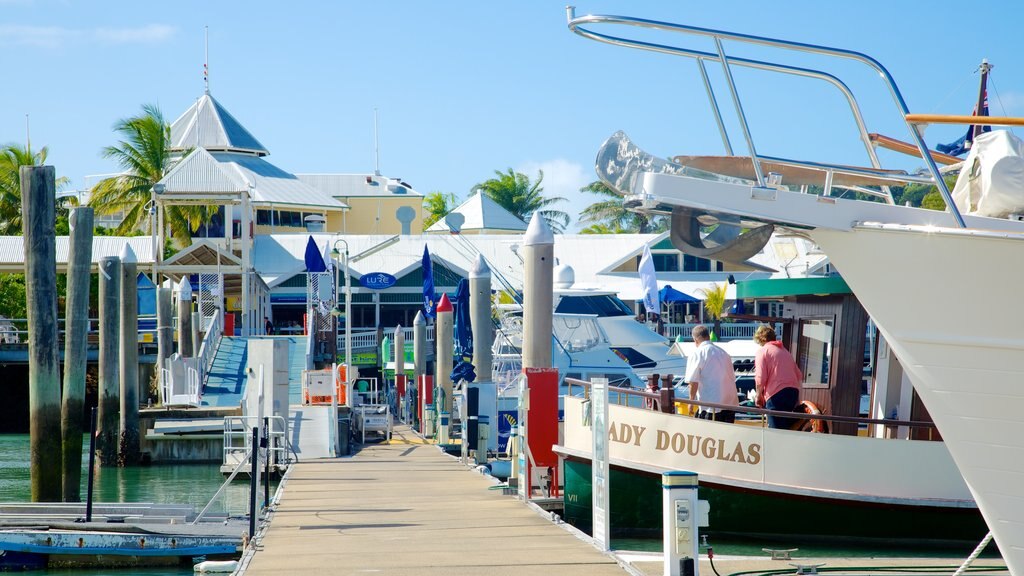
[194,560,239,573]
[792,401,829,433]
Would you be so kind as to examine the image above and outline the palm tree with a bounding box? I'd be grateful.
[579,222,624,234]
[422,191,458,229]
[578,180,665,234]
[0,144,70,234]
[89,104,205,245]
[697,282,728,340]
[474,168,569,233]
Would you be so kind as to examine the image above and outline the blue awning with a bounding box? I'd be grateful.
[658,284,699,304]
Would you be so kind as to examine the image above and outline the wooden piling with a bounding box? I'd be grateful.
[60,206,93,502]
[118,245,140,466]
[21,166,61,502]
[96,256,120,466]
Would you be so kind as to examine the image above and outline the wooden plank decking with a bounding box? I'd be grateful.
[240,425,632,575]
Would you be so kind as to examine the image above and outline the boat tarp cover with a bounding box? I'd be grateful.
[952,130,1024,218]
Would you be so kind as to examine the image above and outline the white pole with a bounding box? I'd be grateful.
[344,250,352,371]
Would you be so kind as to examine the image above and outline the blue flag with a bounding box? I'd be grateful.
[422,245,436,318]
[303,236,327,273]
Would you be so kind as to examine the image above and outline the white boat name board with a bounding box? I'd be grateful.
[608,422,762,466]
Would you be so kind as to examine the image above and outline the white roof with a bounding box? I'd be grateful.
[169,92,269,156]
[426,192,527,233]
[159,149,348,211]
[296,174,422,198]
[0,236,155,272]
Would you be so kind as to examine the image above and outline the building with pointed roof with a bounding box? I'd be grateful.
[425,191,528,234]
[169,92,269,156]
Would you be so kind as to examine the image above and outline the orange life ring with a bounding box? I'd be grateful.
[791,400,829,433]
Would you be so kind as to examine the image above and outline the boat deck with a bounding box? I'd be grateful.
[240,425,632,575]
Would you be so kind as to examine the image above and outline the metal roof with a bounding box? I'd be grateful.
[0,236,155,272]
[158,149,349,211]
[169,93,269,156]
[426,192,527,233]
[296,174,423,198]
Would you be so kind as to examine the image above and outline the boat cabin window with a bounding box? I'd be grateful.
[797,317,834,389]
[555,295,633,317]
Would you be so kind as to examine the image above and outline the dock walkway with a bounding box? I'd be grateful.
[241,425,631,575]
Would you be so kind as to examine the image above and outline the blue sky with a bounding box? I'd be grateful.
[5,1,1024,230]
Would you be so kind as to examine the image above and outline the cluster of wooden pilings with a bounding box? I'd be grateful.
[22,166,145,503]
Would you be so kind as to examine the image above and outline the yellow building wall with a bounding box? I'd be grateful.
[337,197,424,235]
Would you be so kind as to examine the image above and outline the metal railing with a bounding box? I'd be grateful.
[221,415,293,477]
[663,321,781,341]
[196,309,222,390]
[565,378,939,439]
[566,8,966,227]
[0,316,162,345]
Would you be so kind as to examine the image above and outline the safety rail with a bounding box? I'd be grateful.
[222,415,293,476]
[663,321,781,341]
[564,378,940,439]
[566,7,966,227]
[196,309,222,390]
[0,316,163,345]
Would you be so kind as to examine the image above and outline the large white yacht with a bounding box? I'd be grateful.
[569,9,1024,573]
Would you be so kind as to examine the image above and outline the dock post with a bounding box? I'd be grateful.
[97,256,121,466]
[176,279,193,357]
[191,311,201,359]
[22,166,61,502]
[435,294,454,421]
[118,244,140,466]
[156,286,173,394]
[522,213,554,369]
[61,206,93,502]
[469,254,492,379]
[412,311,426,429]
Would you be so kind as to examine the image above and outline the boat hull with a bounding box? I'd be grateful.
[562,457,989,545]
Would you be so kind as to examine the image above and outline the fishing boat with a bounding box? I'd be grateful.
[566,9,1024,559]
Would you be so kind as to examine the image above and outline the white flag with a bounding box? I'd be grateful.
[638,244,660,314]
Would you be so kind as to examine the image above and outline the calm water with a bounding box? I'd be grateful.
[0,434,260,575]
[611,536,1001,559]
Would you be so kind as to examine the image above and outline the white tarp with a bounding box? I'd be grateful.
[952,130,1024,218]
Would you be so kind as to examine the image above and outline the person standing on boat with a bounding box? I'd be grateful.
[683,325,739,423]
[753,325,802,429]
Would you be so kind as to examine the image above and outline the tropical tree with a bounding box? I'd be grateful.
[422,191,459,229]
[578,180,666,234]
[579,222,624,234]
[89,104,206,245]
[474,168,569,233]
[697,282,728,340]
[0,144,70,234]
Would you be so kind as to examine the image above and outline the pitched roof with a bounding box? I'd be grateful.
[425,192,528,233]
[158,149,349,211]
[169,93,269,157]
[0,236,154,272]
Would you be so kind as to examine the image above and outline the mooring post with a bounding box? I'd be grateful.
[61,206,93,502]
[470,254,493,380]
[118,244,140,466]
[176,279,193,357]
[191,311,201,359]
[156,286,173,403]
[412,311,426,427]
[97,256,121,466]
[22,165,61,502]
[249,426,259,540]
[436,294,454,417]
[522,213,554,369]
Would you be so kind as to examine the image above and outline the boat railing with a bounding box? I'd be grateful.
[664,321,780,341]
[565,377,939,440]
[566,7,967,226]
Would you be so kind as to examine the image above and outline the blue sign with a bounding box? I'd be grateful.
[360,272,397,290]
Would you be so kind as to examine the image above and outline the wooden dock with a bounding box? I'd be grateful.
[240,425,632,575]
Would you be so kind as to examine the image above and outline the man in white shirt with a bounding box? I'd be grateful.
[683,325,739,423]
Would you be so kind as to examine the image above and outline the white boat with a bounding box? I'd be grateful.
[568,9,1023,571]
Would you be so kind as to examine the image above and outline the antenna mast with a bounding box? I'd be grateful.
[374,108,381,176]
[204,26,209,94]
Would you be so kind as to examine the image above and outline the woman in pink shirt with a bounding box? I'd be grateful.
[754,325,802,429]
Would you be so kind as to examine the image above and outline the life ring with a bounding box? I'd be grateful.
[791,400,829,433]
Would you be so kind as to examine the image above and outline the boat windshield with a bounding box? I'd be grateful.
[555,295,633,317]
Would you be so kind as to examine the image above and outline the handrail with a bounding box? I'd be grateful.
[566,8,964,226]
[565,378,938,432]
[905,114,1024,127]
[196,309,222,390]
